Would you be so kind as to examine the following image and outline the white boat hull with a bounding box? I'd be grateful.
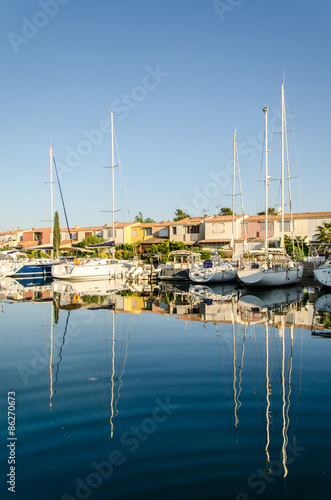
[51,259,131,281]
[189,283,237,301]
[238,286,303,310]
[314,264,331,288]
[190,268,237,283]
[314,293,331,313]
[238,265,303,288]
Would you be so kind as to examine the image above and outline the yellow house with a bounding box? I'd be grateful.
[114,222,144,245]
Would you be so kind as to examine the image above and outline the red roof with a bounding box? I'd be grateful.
[246,211,331,222]
[198,239,231,243]
[170,217,206,226]
[205,215,244,222]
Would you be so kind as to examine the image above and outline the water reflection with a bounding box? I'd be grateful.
[312,292,331,337]
[0,276,52,303]
[1,277,330,333]
[1,278,330,498]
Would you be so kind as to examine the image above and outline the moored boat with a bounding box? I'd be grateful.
[52,257,131,281]
[238,87,303,288]
[313,258,331,288]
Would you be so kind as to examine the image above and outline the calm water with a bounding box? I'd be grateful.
[0,279,330,500]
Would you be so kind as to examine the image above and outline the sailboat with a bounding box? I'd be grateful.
[52,111,133,281]
[238,86,303,287]
[0,147,59,279]
[313,257,331,288]
[189,131,245,283]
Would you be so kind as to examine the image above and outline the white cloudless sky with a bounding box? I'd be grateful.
[0,0,330,231]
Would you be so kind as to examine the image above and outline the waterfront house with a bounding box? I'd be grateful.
[137,222,170,252]
[0,228,24,248]
[198,215,245,252]
[242,211,331,250]
[167,217,207,246]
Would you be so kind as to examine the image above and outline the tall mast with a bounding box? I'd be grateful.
[263,106,268,252]
[281,84,285,248]
[110,111,115,259]
[231,130,236,250]
[49,146,54,259]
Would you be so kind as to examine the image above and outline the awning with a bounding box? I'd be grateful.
[87,240,115,248]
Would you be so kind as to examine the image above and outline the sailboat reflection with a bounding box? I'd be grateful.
[189,283,238,303]
[238,288,299,478]
[0,276,53,302]
[238,286,303,312]
[52,277,128,302]
[50,290,133,437]
[312,293,331,337]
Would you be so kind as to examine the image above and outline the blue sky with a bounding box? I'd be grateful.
[0,0,330,232]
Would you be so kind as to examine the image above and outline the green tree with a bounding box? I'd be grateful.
[257,207,277,216]
[284,235,309,260]
[53,211,61,258]
[76,234,105,249]
[134,212,155,223]
[173,209,190,221]
[135,212,144,223]
[314,222,331,251]
[218,207,233,216]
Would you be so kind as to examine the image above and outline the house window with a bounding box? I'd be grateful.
[260,222,273,231]
[33,232,42,242]
[145,228,153,236]
[172,227,177,235]
[186,226,200,234]
[212,223,225,233]
[132,229,137,237]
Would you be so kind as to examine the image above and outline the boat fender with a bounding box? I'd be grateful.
[74,258,80,265]
[73,294,80,302]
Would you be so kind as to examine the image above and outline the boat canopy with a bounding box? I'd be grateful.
[87,240,115,248]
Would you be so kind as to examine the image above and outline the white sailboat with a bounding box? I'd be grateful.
[313,257,331,287]
[189,131,244,284]
[52,111,133,281]
[238,86,303,288]
[0,147,59,278]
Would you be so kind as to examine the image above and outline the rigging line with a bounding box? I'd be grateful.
[114,130,131,223]
[292,328,303,442]
[103,131,112,226]
[284,106,295,248]
[281,321,288,477]
[53,156,72,242]
[232,319,239,428]
[256,117,267,215]
[251,325,266,435]
[116,166,124,223]
[114,313,133,416]
[237,325,246,412]
[285,95,302,213]
[235,141,247,244]
[53,311,71,391]
[285,326,293,446]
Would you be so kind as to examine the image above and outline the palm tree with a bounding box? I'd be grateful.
[314,222,331,252]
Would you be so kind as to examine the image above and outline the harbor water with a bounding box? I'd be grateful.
[0,279,330,500]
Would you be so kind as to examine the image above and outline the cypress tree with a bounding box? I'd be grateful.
[53,211,60,258]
